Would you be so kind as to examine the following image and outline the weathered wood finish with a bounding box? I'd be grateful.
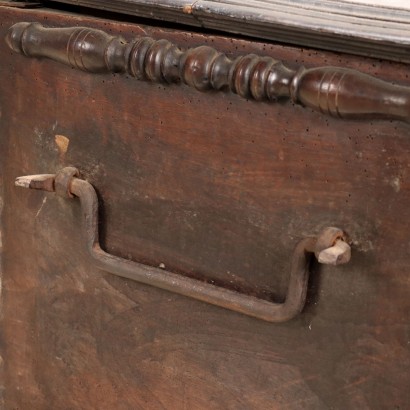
[7,22,410,122]
[1,6,410,410]
[49,0,410,62]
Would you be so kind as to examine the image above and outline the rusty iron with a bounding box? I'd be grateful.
[15,167,351,322]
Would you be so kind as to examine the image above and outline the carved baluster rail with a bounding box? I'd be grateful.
[6,22,410,122]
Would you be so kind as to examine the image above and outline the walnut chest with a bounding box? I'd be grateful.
[0,1,409,409]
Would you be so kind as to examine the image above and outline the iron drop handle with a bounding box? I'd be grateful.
[6,22,410,122]
[16,167,351,322]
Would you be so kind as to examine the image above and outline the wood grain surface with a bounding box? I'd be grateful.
[0,6,409,410]
[48,0,410,62]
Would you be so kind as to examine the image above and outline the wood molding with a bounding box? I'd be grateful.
[6,22,410,122]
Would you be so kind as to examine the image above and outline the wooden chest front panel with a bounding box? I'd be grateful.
[0,6,409,410]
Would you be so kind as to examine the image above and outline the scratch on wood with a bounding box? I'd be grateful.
[35,197,47,218]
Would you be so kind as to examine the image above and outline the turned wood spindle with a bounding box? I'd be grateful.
[6,22,410,122]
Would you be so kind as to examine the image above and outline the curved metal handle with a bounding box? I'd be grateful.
[6,22,410,122]
[15,167,351,322]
